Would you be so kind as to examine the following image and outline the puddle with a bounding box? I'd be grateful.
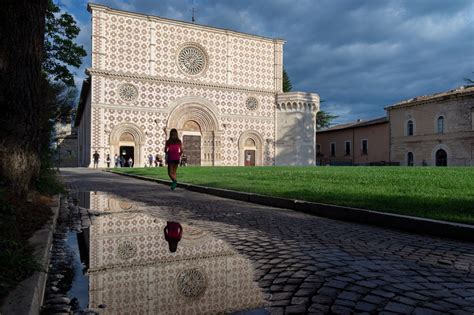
[43,192,266,314]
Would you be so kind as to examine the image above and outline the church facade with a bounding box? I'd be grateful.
[76,4,320,167]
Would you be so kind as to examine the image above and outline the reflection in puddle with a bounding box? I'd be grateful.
[76,192,265,314]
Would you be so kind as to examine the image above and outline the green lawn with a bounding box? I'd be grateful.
[111,166,474,224]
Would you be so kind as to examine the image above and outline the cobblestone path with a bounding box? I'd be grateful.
[62,168,474,314]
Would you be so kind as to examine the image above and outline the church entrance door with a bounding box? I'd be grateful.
[244,150,256,166]
[183,135,201,166]
[120,146,134,167]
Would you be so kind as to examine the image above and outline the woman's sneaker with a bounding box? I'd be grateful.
[171,180,177,190]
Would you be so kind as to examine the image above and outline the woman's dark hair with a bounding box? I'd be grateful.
[166,128,181,145]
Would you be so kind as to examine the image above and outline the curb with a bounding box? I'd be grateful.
[0,195,61,315]
[108,171,474,242]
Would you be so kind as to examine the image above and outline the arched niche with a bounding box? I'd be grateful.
[238,130,264,166]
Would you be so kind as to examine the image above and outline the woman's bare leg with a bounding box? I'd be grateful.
[171,163,178,181]
[167,164,173,181]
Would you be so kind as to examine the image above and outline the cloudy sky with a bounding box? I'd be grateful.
[62,0,474,124]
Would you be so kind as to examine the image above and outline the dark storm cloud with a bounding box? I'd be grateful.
[65,0,474,124]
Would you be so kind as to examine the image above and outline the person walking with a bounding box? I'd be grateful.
[93,151,100,169]
[114,154,119,167]
[165,129,183,190]
[128,157,133,168]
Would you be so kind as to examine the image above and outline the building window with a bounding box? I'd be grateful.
[407,152,414,166]
[330,143,336,157]
[316,144,321,156]
[407,120,414,136]
[437,116,444,134]
[435,149,447,166]
[345,141,351,156]
[361,139,368,155]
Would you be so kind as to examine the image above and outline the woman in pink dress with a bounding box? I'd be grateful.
[165,129,183,190]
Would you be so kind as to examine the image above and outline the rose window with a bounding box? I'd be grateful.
[117,240,137,260]
[118,83,138,102]
[246,97,258,111]
[176,268,207,299]
[177,45,207,76]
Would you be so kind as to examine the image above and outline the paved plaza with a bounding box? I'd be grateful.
[62,168,474,314]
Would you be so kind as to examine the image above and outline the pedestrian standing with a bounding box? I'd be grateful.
[128,157,133,168]
[106,154,111,168]
[148,154,153,168]
[93,151,100,169]
[155,153,161,167]
[114,154,119,167]
[165,129,183,190]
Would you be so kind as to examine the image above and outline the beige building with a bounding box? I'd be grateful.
[54,122,79,167]
[76,4,319,167]
[386,85,474,166]
[316,117,390,165]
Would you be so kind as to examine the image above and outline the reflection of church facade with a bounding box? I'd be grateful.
[76,4,320,167]
[79,192,264,314]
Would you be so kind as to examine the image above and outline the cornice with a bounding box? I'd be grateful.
[277,91,320,103]
[88,3,285,45]
[91,102,274,121]
[88,68,277,95]
[385,88,474,111]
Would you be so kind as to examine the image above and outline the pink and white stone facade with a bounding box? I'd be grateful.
[77,4,319,167]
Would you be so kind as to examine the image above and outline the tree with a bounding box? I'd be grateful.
[0,0,48,195]
[44,0,86,87]
[283,68,292,92]
[0,0,85,196]
[317,109,339,129]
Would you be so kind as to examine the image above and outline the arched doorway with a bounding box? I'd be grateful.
[436,149,447,166]
[119,132,135,166]
[167,101,221,166]
[238,131,264,166]
[407,152,414,166]
[109,123,146,167]
[244,138,256,166]
[182,120,202,166]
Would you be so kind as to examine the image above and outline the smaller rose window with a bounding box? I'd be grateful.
[117,240,137,260]
[118,83,138,102]
[246,97,258,111]
[177,44,208,76]
[176,268,207,299]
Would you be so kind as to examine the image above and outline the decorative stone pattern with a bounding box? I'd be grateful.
[176,268,207,299]
[117,83,138,102]
[177,44,208,76]
[97,75,276,165]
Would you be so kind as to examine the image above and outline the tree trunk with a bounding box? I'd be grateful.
[0,0,47,196]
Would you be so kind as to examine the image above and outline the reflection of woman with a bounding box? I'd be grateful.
[165,129,183,190]
[164,221,182,252]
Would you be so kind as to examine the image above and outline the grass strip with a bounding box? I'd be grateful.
[111,166,474,225]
